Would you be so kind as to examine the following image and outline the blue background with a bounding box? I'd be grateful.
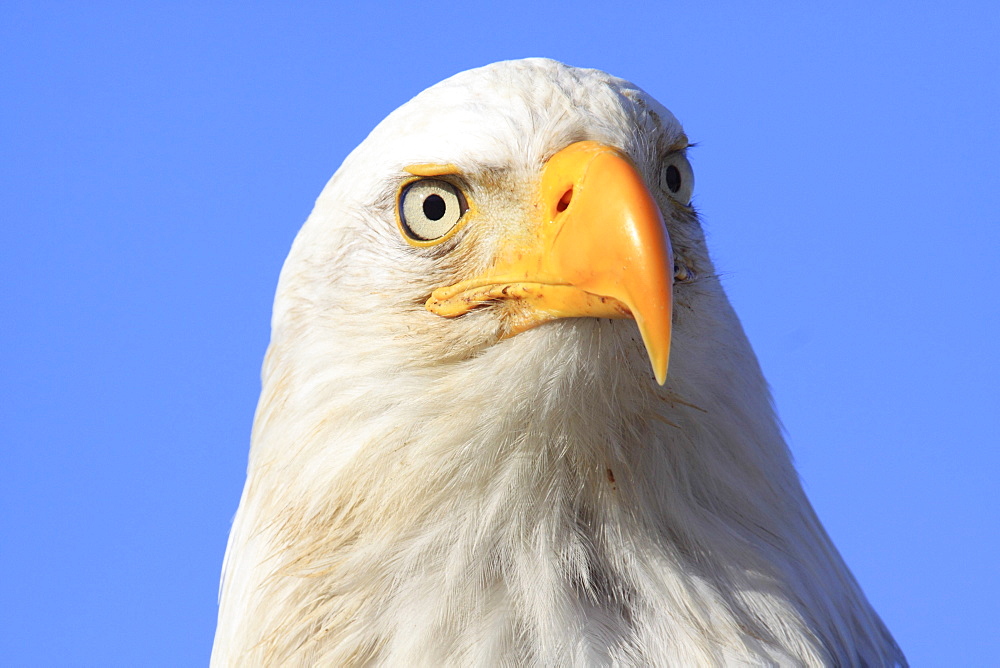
[3,2,997,664]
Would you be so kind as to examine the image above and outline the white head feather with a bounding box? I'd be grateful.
[212,59,904,666]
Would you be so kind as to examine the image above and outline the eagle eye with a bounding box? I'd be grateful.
[398,179,468,244]
[660,153,694,206]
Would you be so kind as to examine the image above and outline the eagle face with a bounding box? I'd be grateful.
[275,59,711,396]
[214,59,905,667]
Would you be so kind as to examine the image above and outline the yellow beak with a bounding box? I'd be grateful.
[426,141,674,384]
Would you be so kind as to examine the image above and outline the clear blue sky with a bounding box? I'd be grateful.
[2,2,997,664]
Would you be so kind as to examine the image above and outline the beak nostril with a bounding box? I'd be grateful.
[556,188,573,213]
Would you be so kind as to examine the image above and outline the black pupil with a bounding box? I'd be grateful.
[423,194,446,221]
[665,165,682,193]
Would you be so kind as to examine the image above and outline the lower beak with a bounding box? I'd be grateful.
[426,141,674,384]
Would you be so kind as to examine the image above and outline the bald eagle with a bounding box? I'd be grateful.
[212,59,905,666]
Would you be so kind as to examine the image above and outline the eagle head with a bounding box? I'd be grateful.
[213,59,904,667]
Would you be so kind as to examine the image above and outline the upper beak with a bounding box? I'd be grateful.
[426,141,674,384]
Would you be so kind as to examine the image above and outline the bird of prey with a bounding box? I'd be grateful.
[212,58,905,666]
